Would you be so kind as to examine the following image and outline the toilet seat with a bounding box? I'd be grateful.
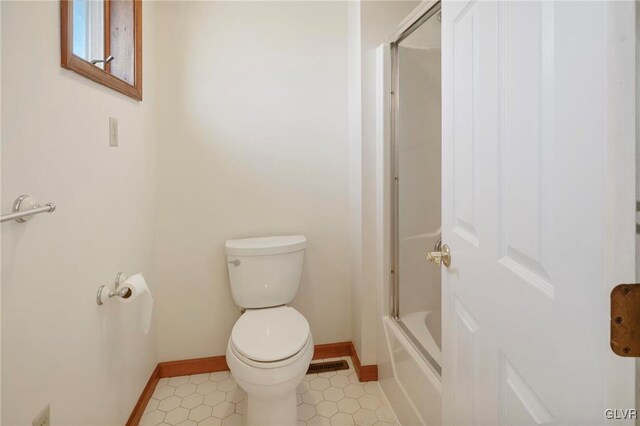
[230,333,312,369]
[231,306,310,365]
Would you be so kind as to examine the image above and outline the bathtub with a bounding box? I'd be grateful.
[400,310,441,368]
[380,316,442,426]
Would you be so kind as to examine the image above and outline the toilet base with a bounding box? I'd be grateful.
[226,327,313,426]
[245,392,297,426]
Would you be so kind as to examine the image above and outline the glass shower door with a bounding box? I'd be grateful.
[392,4,442,375]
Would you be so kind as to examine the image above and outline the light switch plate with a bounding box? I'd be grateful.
[32,404,50,426]
[109,117,118,147]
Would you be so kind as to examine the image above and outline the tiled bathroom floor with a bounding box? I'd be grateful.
[140,356,400,426]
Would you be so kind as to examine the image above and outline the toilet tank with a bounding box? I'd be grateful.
[225,235,307,309]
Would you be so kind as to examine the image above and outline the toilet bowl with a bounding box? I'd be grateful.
[224,235,311,425]
[226,306,313,425]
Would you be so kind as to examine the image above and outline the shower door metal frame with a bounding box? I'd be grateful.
[389,0,442,376]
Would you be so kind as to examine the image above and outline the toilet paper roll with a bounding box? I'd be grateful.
[119,273,153,335]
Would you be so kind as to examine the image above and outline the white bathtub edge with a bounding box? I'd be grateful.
[381,316,442,426]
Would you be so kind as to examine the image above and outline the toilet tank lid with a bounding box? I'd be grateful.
[225,235,307,256]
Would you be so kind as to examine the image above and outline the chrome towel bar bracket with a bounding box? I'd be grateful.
[1,195,56,223]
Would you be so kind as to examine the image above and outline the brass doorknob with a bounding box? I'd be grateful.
[427,244,451,268]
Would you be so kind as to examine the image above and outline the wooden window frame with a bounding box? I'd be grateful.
[60,0,142,101]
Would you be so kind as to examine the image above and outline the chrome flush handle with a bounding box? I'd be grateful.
[228,259,240,267]
[427,244,451,268]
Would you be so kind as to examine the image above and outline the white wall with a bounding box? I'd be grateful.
[153,1,352,362]
[347,0,364,373]
[1,2,158,424]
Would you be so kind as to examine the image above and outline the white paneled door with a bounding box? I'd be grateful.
[441,1,635,425]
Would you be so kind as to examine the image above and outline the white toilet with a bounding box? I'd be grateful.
[224,235,313,426]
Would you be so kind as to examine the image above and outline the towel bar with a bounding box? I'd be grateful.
[0,195,56,223]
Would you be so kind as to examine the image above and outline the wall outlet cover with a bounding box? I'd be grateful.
[32,404,50,426]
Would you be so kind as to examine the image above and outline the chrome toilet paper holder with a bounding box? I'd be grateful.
[96,272,132,305]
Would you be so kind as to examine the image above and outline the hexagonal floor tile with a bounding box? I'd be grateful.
[337,397,360,415]
[175,383,197,398]
[310,377,330,391]
[329,375,350,389]
[297,403,316,421]
[196,381,218,395]
[198,417,222,425]
[344,384,365,399]
[302,389,323,405]
[140,409,166,425]
[307,416,331,426]
[181,394,204,410]
[164,407,189,425]
[318,370,337,378]
[330,412,355,426]
[168,376,190,387]
[141,368,397,426]
[204,391,226,407]
[153,385,176,400]
[323,387,345,402]
[217,378,238,392]
[221,413,243,426]
[188,405,213,422]
[158,396,182,412]
[297,381,311,394]
[225,388,246,403]
[211,401,235,419]
[189,373,210,384]
[144,398,160,414]
[352,408,377,426]
[210,371,230,382]
[363,382,381,395]
[358,395,382,411]
[316,400,338,418]
[374,405,396,424]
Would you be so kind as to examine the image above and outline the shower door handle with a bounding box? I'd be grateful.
[426,244,451,268]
